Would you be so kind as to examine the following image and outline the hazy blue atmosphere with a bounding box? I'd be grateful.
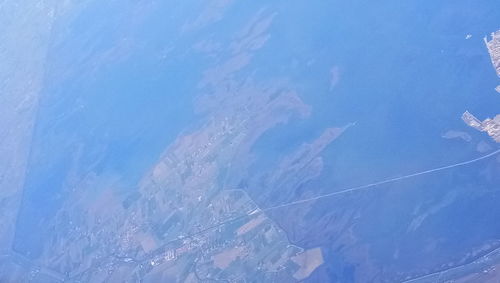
[1,0,499,282]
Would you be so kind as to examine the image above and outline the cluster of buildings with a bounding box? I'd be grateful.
[462,30,500,142]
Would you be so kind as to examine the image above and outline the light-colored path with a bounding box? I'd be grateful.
[261,149,500,212]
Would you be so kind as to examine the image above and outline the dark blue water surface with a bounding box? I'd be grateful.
[14,1,203,257]
[13,1,500,279]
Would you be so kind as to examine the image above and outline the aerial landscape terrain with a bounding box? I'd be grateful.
[0,0,499,282]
